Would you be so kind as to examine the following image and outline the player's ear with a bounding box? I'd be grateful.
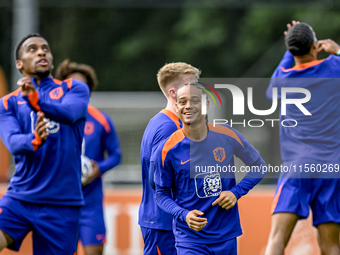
[169,88,176,99]
[16,60,23,70]
[311,41,318,50]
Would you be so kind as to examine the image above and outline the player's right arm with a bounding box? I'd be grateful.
[271,21,298,78]
[149,120,179,190]
[154,141,207,231]
[20,78,89,124]
[156,184,208,232]
[0,99,48,154]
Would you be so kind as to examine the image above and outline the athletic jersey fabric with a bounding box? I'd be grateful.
[0,77,89,206]
[82,105,121,204]
[267,51,340,162]
[139,109,181,231]
[268,51,340,223]
[154,124,266,243]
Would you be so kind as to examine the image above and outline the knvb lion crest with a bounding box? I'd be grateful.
[194,171,222,198]
[84,121,95,135]
[203,172,222,197]
[49,87,64,100]
[213,147,225,162]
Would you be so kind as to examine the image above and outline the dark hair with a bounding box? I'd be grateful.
[55,59,98,92]
[15,33,44,60]
[285,23,315,56]
[175,82,206,102]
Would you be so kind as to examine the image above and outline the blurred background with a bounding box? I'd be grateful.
[0,0,339,254]
[1,0,340,185]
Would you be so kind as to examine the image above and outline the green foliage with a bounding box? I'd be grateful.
[1,5,340,91]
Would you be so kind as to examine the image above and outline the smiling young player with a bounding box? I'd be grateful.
[0,34,89,254]
[153,83,267,254]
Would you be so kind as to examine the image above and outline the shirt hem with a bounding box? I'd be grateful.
[5,193,84,206]
[174,231,242,244]
[138,221,172,231]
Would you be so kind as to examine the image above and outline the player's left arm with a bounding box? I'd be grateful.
[229,129,267,200]
[213,156,265,210]
[83,115,121,186]
[21,78,89,124]
[212,190,238,210]
[267,23,297,100]
[96,115,121,175]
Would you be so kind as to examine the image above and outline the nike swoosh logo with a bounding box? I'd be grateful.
[181,159,191,165]
[96,234,105,240]
[17,100,26,105]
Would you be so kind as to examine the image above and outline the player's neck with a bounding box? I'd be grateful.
[21,73,49,86]
[34,76,42,86]
[294,52,317,66]
[182,121,208,141]
[165,100,178,116]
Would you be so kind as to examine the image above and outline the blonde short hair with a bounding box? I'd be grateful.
[157,62,200,97]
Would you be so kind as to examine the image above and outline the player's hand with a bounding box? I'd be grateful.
[82,160,100,186]
[317,39,340,55]
[185,210,208,232]
[284,20,300,36]
[212,191,237,210]
[35,111,49,141]
[17,77,36,96]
